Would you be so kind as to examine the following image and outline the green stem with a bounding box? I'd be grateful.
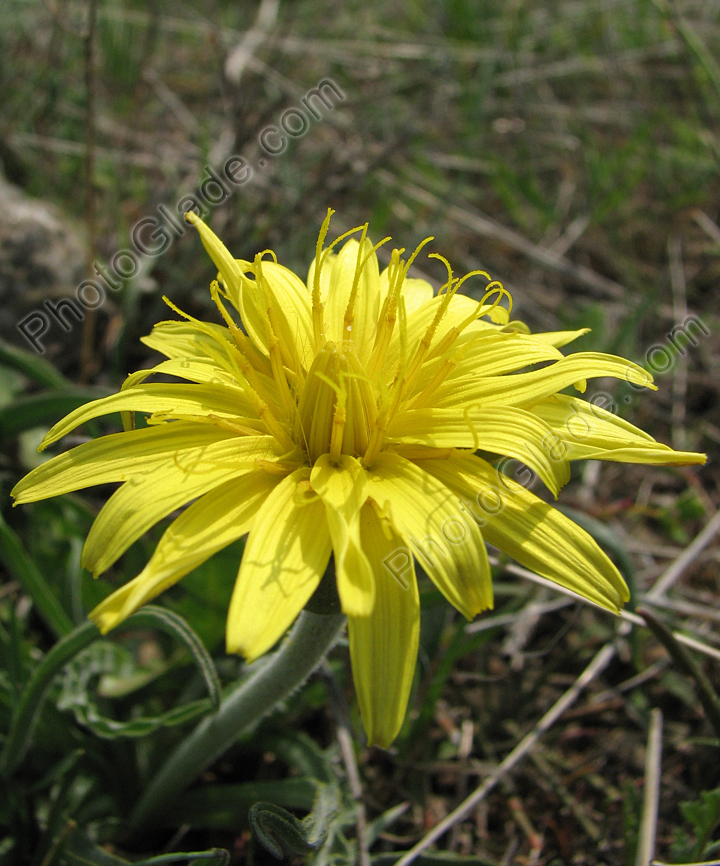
[129,611,346,831]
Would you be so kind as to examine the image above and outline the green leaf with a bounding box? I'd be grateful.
[60,824,129,866]
[166,779,318,829]
[0,338,70,389]
[679,786,720,860]
[57,606,221,739]
[366,802,411,846]
[120,606,221,710]
[0,620,99,776]
[249,783,341,859]
[1,605,219,776]
[136,851,230,866]
[0,512,74,638]
[0,388,108,439]
[60,825,229,866]
[261,730,336,784]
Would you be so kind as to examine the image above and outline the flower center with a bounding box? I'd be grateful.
[297,341,377,464]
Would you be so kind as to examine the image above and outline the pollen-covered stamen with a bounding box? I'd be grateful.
[364,297,409,467]
[343,228,392,341]
[401,254,460,395]
[366,248,403,377]
[253,251,303,377]
[203,282,294,449]
[326,375,347,464]
[163,292,239,370]
[298,342,375,463]
[312,208,334,349]
[406,358,457,410]
[311,213,365,350]
[406,280,513,410]
[207,281,267,372]
[253,256,295,418]
[425,276,511,364]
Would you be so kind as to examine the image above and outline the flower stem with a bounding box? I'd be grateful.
[129,610,346,832]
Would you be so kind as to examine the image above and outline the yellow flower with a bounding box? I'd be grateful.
[11,210,705,747]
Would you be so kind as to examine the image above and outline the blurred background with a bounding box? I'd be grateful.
[1,1,720,864]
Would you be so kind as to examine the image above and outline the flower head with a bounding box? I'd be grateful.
[12,210,705,747]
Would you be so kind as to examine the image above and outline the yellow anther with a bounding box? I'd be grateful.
[407,357,456,409]
[343,230,391,341]
[311,213,365,349]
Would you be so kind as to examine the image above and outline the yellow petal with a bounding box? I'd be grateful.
[226,468,332,660]
[349,501,420,748]
[123,357,244,390]
[188,213,313,371]
[186,211,247,302]
[432,352,655,409]
[413,331,562,391]
[402,278,435,314]
[324,238,381,360]
[11,422,241,504]
[530,328,590,348]
[387,406,570,496]
[82,436,282,575]
[89,471,278,633]
[420,452,629,612]
[235,259,314,370]
[529,395,706,465]
[364,452,492,619]
[39,383,260,450]
[142,319,236,363]
[310,454,373,616]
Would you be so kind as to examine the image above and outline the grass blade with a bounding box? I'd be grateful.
[0,513,74,638]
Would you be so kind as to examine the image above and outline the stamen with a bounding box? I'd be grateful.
[343,230,392,341]
[407,357,456,409]
[403,259,459,389]
[426,278,512,362]
[328,376,347,465]
[204,280,294,447]
[311,211,366,349]
[253,258,294,417]
[367,247,404,376]
[164,292,266,381]
[364,296,408,467]
[400,236,434,279]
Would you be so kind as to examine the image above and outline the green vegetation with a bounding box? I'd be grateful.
[1,0,719,863]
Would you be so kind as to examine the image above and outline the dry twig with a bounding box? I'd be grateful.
[636,708,663,866]
[393,643,617,866]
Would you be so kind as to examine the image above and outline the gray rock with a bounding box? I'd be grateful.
[0,174,85,353]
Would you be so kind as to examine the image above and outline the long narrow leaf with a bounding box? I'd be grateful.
[0,388,108,439]
[0,338,70,389]
[1,605,220,775]
[126,605,221,710]
[62,826,230,866]
[165,779,318,829]
[0,512,74,638]
[0,620,99,776]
